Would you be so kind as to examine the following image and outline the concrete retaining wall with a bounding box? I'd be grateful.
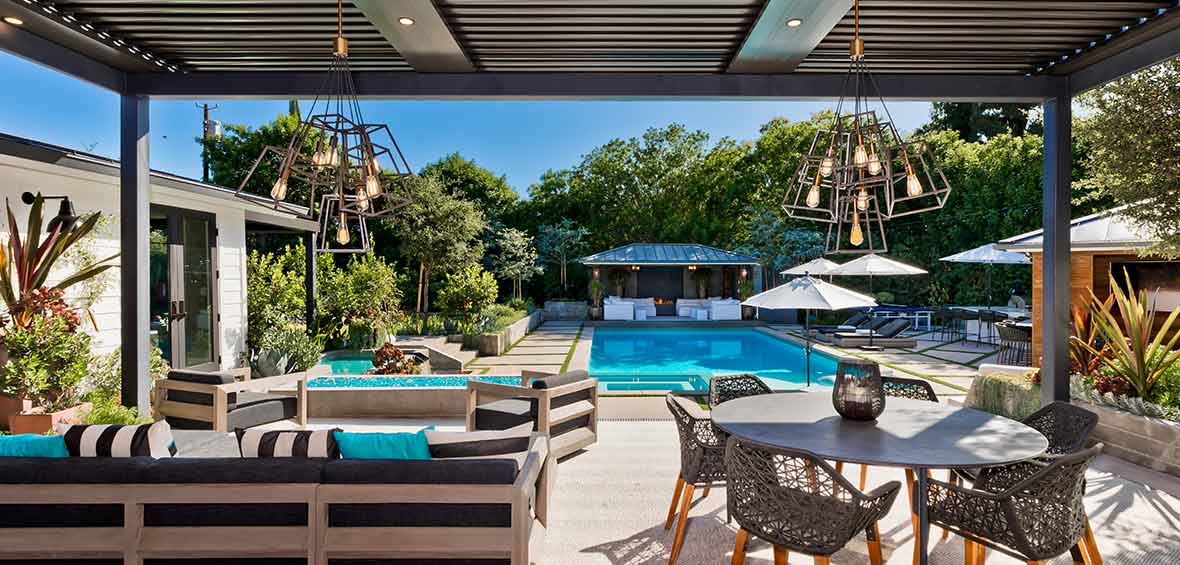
[309,388,466,418]
[543,301,588,321]
[478,310,544,356]
[1081,401,1180,478]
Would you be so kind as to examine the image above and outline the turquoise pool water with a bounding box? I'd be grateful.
[309,375,520,388]
[590,327,837,392]
[319,352,383,375]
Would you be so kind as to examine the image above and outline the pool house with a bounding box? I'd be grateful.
[581,243,761,321]
[3,1,1180,564]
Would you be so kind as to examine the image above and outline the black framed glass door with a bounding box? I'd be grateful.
[148,205,219,370]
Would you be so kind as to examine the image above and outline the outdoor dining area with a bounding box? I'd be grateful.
[664,370,1101,565]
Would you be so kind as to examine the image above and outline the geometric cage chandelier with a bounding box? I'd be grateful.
[782,0,951,255]
[234,0,414,253]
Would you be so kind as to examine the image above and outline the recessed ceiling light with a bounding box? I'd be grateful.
[398,17,415,26]
[3,16,24,26]
[786,18,803,28]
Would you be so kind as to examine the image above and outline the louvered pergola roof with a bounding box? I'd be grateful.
[1,1,1178,99]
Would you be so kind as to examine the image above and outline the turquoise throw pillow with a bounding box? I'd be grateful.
[0,434,70,458]
[334,427,433,460]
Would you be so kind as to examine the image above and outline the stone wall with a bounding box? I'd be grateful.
[1082,401,1180,477]
[478,310,544,356]
[543,300,588,321]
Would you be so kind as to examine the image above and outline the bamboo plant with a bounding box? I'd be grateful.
[1078,272,1180,398]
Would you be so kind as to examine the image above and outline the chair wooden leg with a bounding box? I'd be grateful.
[1082,519,1103,565]
[965,539,976,565]
[835,461,845,474]
[1070,543,1087,565]
[867,522,884,565]
[664,478,685,530]
[977,545,986,564]
[860,463,869,491]
[701,486,710,498]
[668,483,694,565]
[1027,561,1042,565]
[814,557,831,565]
[904,469,920,538]
[773,545,788,565]
[731,528,748,565]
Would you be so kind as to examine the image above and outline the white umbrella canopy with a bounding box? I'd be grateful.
[828,253,928,276]
[744,275,877,311]
[781,257,842,276]
[940,243,1031,265]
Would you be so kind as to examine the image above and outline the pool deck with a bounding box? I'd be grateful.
[466,320,586,375]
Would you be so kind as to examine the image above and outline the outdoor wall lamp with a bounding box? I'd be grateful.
[21,192,79,235]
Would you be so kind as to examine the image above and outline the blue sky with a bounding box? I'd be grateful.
[0,52,933,196]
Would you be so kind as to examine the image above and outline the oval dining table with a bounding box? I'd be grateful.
[711,391,1049,565]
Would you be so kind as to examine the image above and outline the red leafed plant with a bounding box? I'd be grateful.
[1069,296,1113,378]
[0,194,117,330]
[368,342,421,375]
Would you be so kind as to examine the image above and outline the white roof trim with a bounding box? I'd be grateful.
[996,203,1156,252]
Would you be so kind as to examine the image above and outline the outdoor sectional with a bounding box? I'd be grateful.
[468,369,599,460]
[0,432,553,564]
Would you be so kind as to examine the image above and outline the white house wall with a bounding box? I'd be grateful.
[0,153,252,370]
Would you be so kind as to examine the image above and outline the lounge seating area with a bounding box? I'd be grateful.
[602,295,744,321]
[157,367,313,432]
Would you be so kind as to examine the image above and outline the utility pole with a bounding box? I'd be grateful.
[196,103,220,183]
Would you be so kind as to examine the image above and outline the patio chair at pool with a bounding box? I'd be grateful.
[832,319,916,348]
[665,393,730,565]
[157,367,311,432]
[809,311,871,333]
[466,369,599,460]
[816,316,889,340]
[927,444,1104,565]
[725,436,900,565]
[708,373,773,407]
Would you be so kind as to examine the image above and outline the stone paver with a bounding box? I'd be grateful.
[466,320,584,375]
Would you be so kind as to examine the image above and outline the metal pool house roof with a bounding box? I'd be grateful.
[580,243,760,267]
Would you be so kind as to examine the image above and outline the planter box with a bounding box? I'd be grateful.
[964,369,1041,421]
[8,402,92,435]
[478,311,544,357]
[1080,401,1180,478]
[0,394,32,429]
[543,301,588,321]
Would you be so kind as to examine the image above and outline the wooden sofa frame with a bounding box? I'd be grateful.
[0,433,553,565]
[156,367,312,432]
[466,369,599,460]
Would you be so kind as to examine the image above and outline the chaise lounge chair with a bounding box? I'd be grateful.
[816,315,888,342]
[832,318,917,348]
[810,311,871,333]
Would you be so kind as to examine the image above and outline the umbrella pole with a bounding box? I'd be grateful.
[805,309,812,387]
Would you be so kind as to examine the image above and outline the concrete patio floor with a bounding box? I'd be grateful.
[181,414,1180,565]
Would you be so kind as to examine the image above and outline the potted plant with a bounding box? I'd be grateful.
[588,279,604,320]
[609,269,629,298]
[3,313,93,433]
[0,194,117,428]
[692,268,712,298]
[738,279,755,319]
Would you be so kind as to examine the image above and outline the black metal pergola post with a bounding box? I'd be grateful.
[118,94,151,412]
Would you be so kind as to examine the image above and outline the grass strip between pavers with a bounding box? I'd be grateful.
[559,323,585,374]
[835,349,970,393]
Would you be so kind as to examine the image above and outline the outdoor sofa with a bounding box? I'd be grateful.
[674,297,742,320]
[0,432,553,565]
[832,318,917,348]
[157,367,316,432]
[467,369,599,459]
[603,299,634,320]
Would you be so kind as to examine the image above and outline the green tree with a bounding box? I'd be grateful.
[245,242,307,349]
[491,227,540,300]
[437,265,498,317]
[537,219,589,296]
[316,251,407,345]
[421,153,519,220]
[199,113,322,206]
[391,175,487,312]
[1078,59,1180,257]
[917,103,1040,142]
[733,207,824,289]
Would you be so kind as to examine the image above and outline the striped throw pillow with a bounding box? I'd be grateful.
[56,421,177,458]
[425,422,533,469]
[235,428,341,458]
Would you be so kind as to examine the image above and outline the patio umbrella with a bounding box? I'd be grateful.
[781,257,842,276]
[827,254,926,349]
[941,243,1030,307]
[743,276,877,386]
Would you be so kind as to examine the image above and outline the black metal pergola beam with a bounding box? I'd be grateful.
[124,71,1065,102]
[0,20,125,92]
[1065,9,1180,94]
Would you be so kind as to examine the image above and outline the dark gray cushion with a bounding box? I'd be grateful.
[330,560,507,565]
[140,458,325,484]
[0,504,123,528]
[323,459,517,485]
[531,369,589,389]
[144,503,308,527]
[474,398,533,431]
[165,369,238,407]
[329,503,509,528]
[164,393,297,431]
[0,456,152,483]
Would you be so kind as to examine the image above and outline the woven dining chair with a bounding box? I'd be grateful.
[665,393,729,565]
[927,445,1104,565]
[709,373,774,407]
[725,436,900,565]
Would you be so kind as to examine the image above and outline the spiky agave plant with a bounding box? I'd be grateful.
[1079,271,1180,398]
[0,194,118,330]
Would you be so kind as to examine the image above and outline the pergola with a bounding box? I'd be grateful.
[1,0,1178,416]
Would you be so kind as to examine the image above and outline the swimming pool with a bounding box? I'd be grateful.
[590,327,837,392]
[308,375,520,388]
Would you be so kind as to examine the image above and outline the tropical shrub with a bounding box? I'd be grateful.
[85,346,170,403]
[1078,273,1180,398]
[0,194,118,329]
[481,304,526,333]
[245,243,306,349]
[82,398,151,425]
[368,343,421,375]
[253,323,322,375]
[317,252,407,346]
[1069,296,1113,378]
[0,316,90,411]
[437,265,497,318]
